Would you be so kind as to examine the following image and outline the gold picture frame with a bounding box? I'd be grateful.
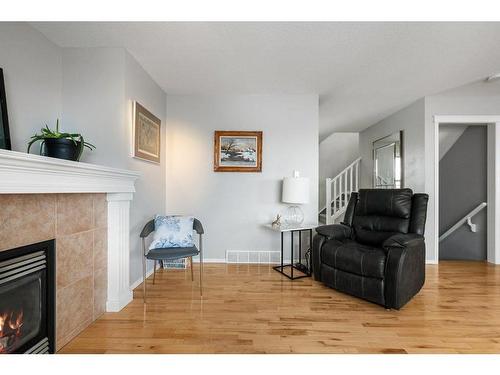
[133,101,161,163]
[214,130,263,172]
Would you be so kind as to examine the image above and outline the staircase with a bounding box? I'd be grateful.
[319,158,361,224]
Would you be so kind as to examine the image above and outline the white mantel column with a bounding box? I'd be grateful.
[106,192,134,312]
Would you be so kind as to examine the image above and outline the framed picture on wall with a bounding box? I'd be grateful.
[0,68,12,150]
[133,101,161,163]
[214,130,263,172]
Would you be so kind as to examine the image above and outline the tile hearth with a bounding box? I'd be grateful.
[0,193,107,350]
[0,149,140,352]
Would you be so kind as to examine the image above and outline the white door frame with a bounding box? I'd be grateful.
[433,115,500,264]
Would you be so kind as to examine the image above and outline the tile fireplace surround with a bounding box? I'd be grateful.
[0,150,139,351]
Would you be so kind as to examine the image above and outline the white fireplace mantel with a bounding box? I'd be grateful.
[0,149,139,194]
[0,149,140,312]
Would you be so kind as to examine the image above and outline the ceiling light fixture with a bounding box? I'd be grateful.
[485,73,500,82]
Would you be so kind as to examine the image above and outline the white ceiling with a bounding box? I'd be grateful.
[31,22,500,140]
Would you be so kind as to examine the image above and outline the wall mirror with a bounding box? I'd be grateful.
[373,131,403,188]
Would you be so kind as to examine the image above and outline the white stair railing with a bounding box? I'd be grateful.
[323,158,361,224]
[439,202,487,242]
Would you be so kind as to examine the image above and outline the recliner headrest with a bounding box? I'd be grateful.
[356,189,413,219]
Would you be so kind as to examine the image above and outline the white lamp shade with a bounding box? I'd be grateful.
[282,176,309,204]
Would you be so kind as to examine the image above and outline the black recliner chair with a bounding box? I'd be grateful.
[313,188,429,309]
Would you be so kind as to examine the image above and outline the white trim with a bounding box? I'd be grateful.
[191,258,226,263]
[0,149,142,312]
[488,123,500,264]
[129,259,226,291]
[432,115,500,264]
[225,250,281,264]
[106,192,134,202]
[433,118,440,264]
[130,262,161,290]
[106,193,134,312]
[0,149,139,194]
[434,115,500,124]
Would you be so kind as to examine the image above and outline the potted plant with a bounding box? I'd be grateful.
[27,119,95,161]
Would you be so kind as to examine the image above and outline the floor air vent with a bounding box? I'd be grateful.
[225,250,281,264]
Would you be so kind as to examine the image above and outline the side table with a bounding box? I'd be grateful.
[265,223,317,280]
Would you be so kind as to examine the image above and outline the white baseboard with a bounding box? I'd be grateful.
[129,259,226,290]
[426,259,439,264]
[130,263,160,290]
[191,258,226,263]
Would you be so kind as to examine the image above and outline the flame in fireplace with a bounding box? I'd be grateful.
[0,310,24,354]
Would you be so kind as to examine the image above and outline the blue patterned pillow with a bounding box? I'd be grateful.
[149,215,195,249]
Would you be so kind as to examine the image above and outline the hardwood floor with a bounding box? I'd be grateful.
[59,261,500,354]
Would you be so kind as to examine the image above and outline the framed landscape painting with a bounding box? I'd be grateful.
[133,101,161,163]
[214,130,263,172]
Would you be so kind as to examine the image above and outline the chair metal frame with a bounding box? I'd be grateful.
[140,218,204,303]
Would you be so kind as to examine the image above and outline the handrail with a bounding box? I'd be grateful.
[320,157,361,213]
[323,158,361,224]
[331,157,362,183]
[439,202,487,242]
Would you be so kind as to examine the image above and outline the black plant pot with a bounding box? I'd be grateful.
[43,138,81,161]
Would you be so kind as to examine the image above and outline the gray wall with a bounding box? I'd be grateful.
[360,78,500,263]
[359,98,425,193]
[439,126,487,260]
[425,79,500,262]
[319,132,358,210]
[166,94,319,260]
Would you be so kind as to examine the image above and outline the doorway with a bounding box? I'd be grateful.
[438,124,487,260]
[433,115,500,264]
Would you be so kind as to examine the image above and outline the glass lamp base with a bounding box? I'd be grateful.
[283,205,304,226]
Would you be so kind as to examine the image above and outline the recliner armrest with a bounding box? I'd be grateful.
[383,234,426,309]
[315,224,352,241]
[382,233,424,250]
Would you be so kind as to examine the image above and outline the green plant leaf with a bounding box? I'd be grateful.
[39,140,45,156]
[27,119,95,158]
[77,135,85,161]
[67,134,78,145]
[27,138,37,153]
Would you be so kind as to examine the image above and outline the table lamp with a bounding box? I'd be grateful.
[282,170,309,226]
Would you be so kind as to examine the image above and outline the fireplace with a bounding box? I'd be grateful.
[0,240,55,354]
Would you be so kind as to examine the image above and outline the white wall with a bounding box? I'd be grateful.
[319,132,359,210]
[166,95,319,260]
[62,48,167,284]
[439,124,468,160]
[62,48,127,166]
[359,98,425,192]
[124,51,166,283]
[1,23,167,285]
[0,22,61,151]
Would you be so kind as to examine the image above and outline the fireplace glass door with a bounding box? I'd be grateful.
[0,241,55,354]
